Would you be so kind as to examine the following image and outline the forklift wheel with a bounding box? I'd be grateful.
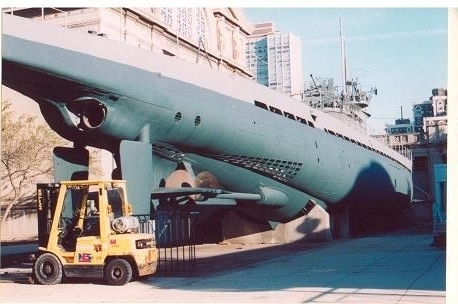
[33,253,63,285]
[104,258,133,285]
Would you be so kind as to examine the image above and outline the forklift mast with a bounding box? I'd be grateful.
[36,183,61,248]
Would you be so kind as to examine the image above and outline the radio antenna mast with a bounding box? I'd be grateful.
[340,18,348,97]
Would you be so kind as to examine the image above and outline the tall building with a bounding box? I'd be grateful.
[413,102,434,132]
[245,22,303,99]
[431,88,447,116]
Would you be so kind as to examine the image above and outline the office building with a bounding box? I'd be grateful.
[246,22,303,98]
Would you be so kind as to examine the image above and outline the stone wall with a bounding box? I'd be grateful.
[1,213,38,242]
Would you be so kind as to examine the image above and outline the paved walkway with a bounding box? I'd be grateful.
[0,231,446,303]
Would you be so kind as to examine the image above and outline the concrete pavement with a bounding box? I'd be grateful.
[0,231,446,303]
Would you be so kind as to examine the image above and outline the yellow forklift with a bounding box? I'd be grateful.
[33,180,158,285]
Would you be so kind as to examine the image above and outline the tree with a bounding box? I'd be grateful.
[1,100,68,226]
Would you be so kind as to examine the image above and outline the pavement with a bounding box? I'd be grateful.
[0,230,446,303]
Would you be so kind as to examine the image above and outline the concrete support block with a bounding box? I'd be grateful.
[330,204,350,239]
[221,204,332,244]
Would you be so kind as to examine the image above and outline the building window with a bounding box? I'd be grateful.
[161,8,173,26]
[159,8,207,45]
[196,8,206,44]
[177,8,192,38]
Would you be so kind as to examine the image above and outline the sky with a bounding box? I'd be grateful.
[243,7,448,133]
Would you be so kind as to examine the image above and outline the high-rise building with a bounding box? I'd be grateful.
[413,102,434,132]
[246,22,303,99]
[431,88,447,116]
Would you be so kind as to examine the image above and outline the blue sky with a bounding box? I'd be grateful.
[243,8,448,133]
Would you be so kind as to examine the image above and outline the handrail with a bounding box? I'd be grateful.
[39,7,68,27]
[412,184,432,202]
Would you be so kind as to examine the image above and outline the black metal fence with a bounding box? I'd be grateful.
[136,211,198,275]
